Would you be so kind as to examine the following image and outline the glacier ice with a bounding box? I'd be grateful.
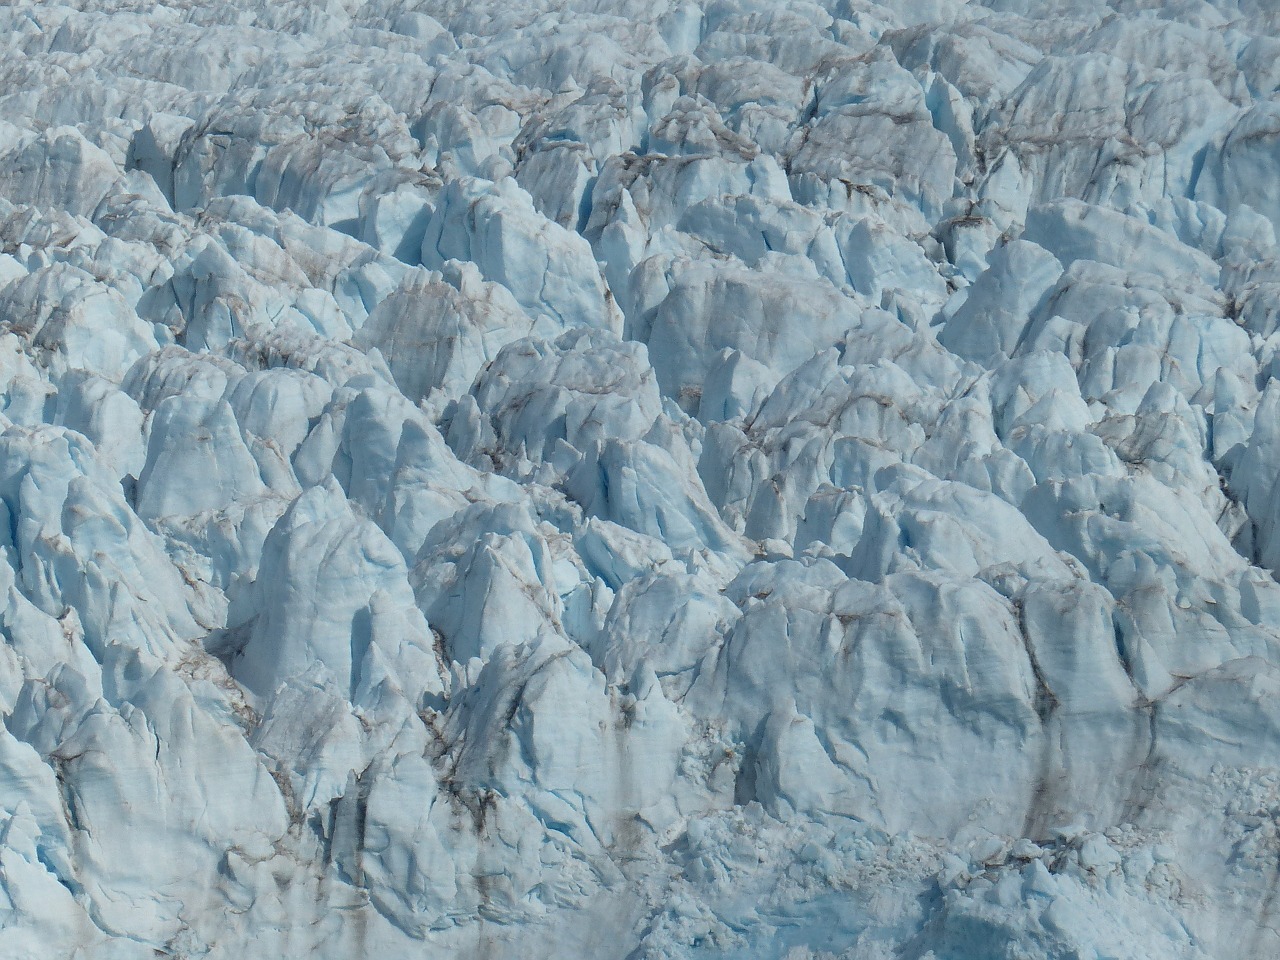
[3,1,1280,958]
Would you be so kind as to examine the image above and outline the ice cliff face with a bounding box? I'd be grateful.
[2,0,1280,957]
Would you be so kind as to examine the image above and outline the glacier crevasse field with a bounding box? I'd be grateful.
[1,0,1280,957]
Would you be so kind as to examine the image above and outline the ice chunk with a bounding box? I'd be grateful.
[1022,200,1220,287]
[422,176,622,333]
[234,481,440,702]
[0,127,122,218]
[939,239,1062,365]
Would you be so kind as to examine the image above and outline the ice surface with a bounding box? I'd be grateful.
[1,1,1280,958]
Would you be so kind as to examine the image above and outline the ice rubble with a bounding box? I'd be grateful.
[2,0,1280,958]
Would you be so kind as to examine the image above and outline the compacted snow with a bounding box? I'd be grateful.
[2,0,1280,957]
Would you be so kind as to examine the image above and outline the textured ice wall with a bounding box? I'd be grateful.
[1,1,1280,958]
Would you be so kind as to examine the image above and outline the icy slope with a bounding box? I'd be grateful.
[2,1,1280,957]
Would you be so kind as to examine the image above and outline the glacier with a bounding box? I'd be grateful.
[1,0,1280,957]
